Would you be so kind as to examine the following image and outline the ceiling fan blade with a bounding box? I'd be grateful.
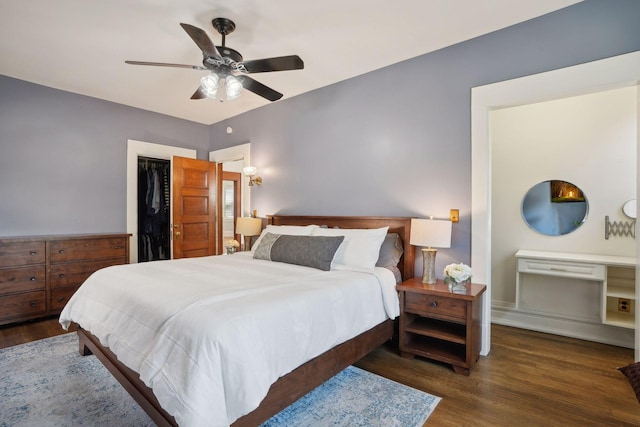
[191,85,208,100]
[125,60,206,70]
[237,76,283,101]
[241,55,304,73]
[180,23,221,59]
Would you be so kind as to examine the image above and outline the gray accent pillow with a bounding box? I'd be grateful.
[376,233,404,283]
[253,233,345,271]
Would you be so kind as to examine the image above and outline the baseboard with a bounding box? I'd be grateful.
[492,301,634,348]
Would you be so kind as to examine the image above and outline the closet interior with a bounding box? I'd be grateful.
[138,156,170,262]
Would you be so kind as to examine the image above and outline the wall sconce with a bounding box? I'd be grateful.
[449,209,459,223]
[243,166,262,186]
[410,218,452,284]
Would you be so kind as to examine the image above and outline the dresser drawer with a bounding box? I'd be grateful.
[50,287,76,312]
[0,266,46,295]
[50,258,126,289]
[0,241,46,267]
[0,291,46,320]
[50,237,128,263]
[405,292,467,321]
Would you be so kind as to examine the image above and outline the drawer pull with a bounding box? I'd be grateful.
[59,273,65,279]
[550,267,567,272]
[57,296,66,302]
[30,301,38,307]
[431,301,439,308]
[30,276,37,282]
[58,249,65,254]
[30,250,37,256]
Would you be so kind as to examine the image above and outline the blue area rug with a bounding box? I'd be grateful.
[0,333,440,426]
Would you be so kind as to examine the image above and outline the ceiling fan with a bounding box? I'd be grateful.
[125,18,304,102]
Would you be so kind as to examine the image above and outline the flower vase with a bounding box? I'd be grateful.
[448,280,469,293]
[226,247,236,255]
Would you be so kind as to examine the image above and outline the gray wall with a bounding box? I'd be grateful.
[1,0,640,279]
[209,0,640,276]
[0,77,209,236]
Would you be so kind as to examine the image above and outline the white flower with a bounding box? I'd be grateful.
[225,239,240,248]
[443,263,472,284]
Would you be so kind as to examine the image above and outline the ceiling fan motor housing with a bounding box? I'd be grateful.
[218,47,243,63]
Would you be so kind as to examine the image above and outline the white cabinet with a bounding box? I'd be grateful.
[516,250,636,329]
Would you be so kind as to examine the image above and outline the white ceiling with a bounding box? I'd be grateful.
[0,0,581,125]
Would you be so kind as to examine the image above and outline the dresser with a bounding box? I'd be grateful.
[0,233,130,325]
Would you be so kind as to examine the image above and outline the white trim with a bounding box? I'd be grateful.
[472,51,640,357]
[126,139,196,263]
[210,143,252,217]
[492,302,634,348]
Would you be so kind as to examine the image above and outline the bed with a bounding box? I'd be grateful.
[59,215,414,427]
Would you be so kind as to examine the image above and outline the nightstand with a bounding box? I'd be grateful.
[396,277,486,375]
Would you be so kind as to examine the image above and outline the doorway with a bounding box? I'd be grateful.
[137,156,171,262]
[126,139,196,263]
[221,170,242,245]
[471,51,640,358]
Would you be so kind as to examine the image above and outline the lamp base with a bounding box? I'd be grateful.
[243,236,253,251]
[421,248,438,284]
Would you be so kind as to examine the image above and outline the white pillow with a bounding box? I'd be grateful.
[251,224,319,251]
[313,226,389,270]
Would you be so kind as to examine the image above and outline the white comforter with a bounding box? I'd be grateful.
[59,252,399,427]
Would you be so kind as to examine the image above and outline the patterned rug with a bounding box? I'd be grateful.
[0,333,440,426]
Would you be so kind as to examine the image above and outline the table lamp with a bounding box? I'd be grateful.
[236,217,262,251]
[410,218,452,284]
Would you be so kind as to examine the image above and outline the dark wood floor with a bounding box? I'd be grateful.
[1,317,639,426]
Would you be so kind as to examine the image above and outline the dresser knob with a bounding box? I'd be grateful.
[59,273,65,278]
[30,251,37,256]
[30,276,37,281]
[30,301,37,307]
[58,249,65,254]
[57,296,65,302]
[431,301,438,308]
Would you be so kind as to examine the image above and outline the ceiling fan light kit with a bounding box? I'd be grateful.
[125,17,304,103]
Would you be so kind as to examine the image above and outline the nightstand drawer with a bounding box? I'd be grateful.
[405,292,467,320]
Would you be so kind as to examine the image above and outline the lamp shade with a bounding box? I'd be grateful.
[243,166,257,177]
[410,218,452,248]
[236,217,262,237]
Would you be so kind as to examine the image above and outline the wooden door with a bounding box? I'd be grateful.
[172,157,218,258]
[217,170,242,254]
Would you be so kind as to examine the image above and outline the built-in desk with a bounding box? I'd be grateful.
[516,250,636,329]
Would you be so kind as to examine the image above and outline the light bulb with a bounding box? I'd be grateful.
[225,75,243,100]
[200,74,219,99]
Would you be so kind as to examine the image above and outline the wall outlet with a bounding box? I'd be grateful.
[618,298,631,313]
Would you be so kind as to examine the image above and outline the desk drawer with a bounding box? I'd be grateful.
[405,292,467,321]
[517,258,605,280]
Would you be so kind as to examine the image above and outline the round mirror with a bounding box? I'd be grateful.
[622,199,636,219]
[521,180,588,236]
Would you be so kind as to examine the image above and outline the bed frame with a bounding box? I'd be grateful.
[76,215,414,427]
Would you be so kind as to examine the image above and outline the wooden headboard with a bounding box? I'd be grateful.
[268,215,414,280]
